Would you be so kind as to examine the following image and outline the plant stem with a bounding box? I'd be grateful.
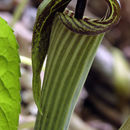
[10,0,29,27]
[19,121,35,129]
[20,55,32,66]
[75,0,87,19]
[20,55,45,71]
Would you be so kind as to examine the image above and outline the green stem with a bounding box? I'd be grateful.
[19,121,35,129]
[10,0,29,27]
[112,49,130,98]
[20,56,32,66]
[20,55,45,71]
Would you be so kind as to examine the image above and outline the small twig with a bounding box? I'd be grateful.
[20,56,45,71]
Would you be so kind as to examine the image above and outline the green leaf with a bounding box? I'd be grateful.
[0,17,21,130]
[119,116,130,130]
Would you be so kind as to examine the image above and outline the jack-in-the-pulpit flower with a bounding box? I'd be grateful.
[32,0,121,130]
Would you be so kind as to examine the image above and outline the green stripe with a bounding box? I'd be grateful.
[46,31,87,130]
[55,35,104,130]
[54,36,94,130]
[40,26,76,130]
